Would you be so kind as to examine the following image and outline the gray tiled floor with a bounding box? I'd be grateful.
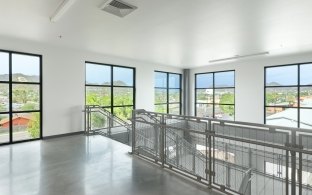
[0,135,222,195]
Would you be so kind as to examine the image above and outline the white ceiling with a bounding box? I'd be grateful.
[1,0,312,68]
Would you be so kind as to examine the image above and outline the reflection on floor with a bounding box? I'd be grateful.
[0,135,222,195]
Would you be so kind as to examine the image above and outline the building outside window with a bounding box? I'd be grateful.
[195,70,235,120]
[154,71,182,115]
[265,63,312,128]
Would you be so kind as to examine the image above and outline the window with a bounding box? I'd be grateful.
[0,50,42,144]
[195,70,235,120]
[154,71,182,115]
[265,63,312,128]
[85,62,135,121]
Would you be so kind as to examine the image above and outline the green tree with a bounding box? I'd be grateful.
[219,93,234,116]
[27,113,40,138]
[22,103,36,110]
[91,113,106,129]
[266,92,278,104]
[0,104,6,112]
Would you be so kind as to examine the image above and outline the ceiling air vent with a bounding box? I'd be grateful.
[100,0,137,17]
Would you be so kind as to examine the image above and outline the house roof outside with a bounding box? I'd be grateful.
[267,108,312,129]
[0,114,33,125]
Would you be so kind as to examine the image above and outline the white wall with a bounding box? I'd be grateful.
[190,52,312,124]
[0,36,182,137]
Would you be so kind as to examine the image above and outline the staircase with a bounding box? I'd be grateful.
[85,105,131,144]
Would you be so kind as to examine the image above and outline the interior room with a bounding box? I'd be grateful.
[0,0,312,194]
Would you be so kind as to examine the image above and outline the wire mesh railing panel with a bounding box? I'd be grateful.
[212,136,247,193]
[299,135,312,195]
[134,121,161,160]
[165,127,206,179]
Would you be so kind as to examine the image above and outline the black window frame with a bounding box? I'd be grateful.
[154,71,182,115]
[264,62,312,128]
[85,61,136,120]
[0,49,43,146]
[195,70,235,120]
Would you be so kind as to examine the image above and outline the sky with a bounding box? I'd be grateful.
[196,71,234,88]
[155,72,180,88]
[0,52,40,76]
[266,64,312,85]
[86,63,133,86]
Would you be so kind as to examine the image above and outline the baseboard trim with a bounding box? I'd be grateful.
[43,131,85,140]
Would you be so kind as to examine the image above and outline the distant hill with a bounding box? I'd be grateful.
[0,74,39,82]
[267,82,281,86]
[87,80,129,86]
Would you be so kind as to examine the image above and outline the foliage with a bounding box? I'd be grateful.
[219,93,234,116]
[0,104,6,112]
[155,105,166,113]
[266,91,297,106]
[27,113,40,138]
[22,103,36,110]
[13,88,28,103]
[86,88,133,126]
[12,86,39,104]
[91,113,106,128]
[113,107,132,120]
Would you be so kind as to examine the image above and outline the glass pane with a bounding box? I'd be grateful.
[301,64,312,85]
[169,104,180,115]
[155,89,167,104]
[113,67,134,86]
[113,87,133,106]
[169,89,180,103]
[86,63,111,85]
[12,84,40,111]
[155,72,167,88]
[169,74,180,88]
[300,109,312,129]
[0,114,10,143]
[196,89,213,104]
[214,88,234,104]
[0,84,9,112]
[215,105,235,120]
[265,87,297,107]
[12,54,40,82]
[196,74,213,88]
[113,106,133,121]
[12,112,40,141]
[300,87,312,108]
[215,71,235,88]
[266,66,298,86]
[0,52,9,81]
[196,104,213,118]
[266,107,298,128]
[155,104,167,113]
[86,86,111,106]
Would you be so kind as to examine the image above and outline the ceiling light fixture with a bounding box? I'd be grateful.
[50,0,77,22]
[209,51,269,63]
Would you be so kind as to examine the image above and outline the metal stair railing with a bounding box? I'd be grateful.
[138,111,206,162]
[84,105,132,144]
[131,109,312,195]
